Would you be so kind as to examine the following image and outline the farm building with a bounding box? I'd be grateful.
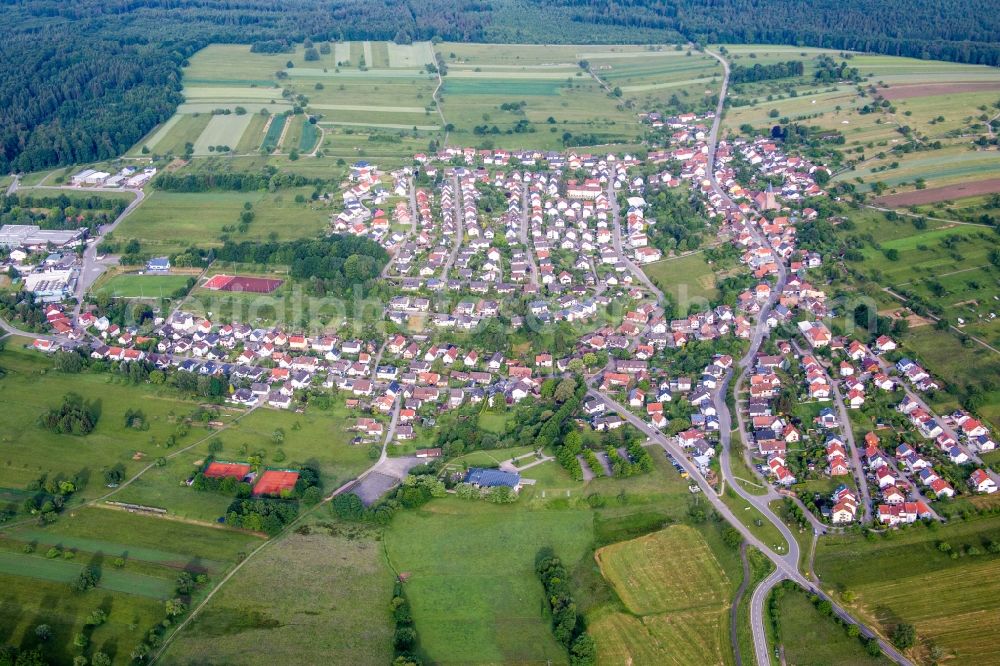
[464,467,521,490]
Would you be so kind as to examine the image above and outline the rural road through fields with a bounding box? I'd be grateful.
[701,46,910,665]
[731,542,751,666]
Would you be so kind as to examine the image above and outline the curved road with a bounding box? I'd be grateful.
[702,47,910,666]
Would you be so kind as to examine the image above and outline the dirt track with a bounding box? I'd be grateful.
[872,178,1000,207]
[880,81,1000,100]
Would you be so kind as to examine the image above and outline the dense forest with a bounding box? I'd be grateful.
[2,0,998,174]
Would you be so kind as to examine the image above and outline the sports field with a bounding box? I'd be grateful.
[92,273,191,299]
[591,525,732,665]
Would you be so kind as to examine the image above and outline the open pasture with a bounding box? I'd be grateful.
[387,41,436,68]
[191,114,253,155]
[134,114,211,156]
[183,44,290,84]
[0,574,163,665]
[817,515,1000,663]
[0,507,257,665]
[643,252,719,310]
[116,188,330,253]
[843,146,1000,193]
[591,606,730,666]
[0,340,222,503]
[9,507,255,569]
[384,500,593,664]
[161,527,394,665]
[857,215,999,285]
[595,525,730,615]
[774,584,887,665]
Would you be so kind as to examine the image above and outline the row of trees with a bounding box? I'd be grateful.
[153,170,321,192]
[730,59,804,84]
[211,234,387,286]
[535,550,596,666]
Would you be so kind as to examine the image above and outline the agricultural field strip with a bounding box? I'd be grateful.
[0,551,174,599]
[309,104,427,113]
[8,529,227,571]
[182,86,281,99]
[447,70,580,79]
[192,113,254,154]
[143,115,182,150]
[331,41,350,64]
[176,102,289,114]
[575,50,689,59]
[318,121,440,130]
[450,63,579,70]
[623,76,718,92]
[285,68,431,78]
[387,41,435,68]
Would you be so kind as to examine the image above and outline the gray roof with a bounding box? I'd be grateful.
[464,467,520,488]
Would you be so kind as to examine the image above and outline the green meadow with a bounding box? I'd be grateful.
[115,188,331,254]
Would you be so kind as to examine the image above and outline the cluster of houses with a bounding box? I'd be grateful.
[23,138,997,525]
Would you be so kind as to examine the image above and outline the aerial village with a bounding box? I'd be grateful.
[20,112,999,522]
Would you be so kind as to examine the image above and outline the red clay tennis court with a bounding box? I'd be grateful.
[253,469,300,496]
[203,461,252,479]
[203,274,283,293]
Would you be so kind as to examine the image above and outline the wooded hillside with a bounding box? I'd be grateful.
[2,0,997,174]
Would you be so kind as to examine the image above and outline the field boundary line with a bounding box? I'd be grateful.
[864,204,993,228]
[882,286,1000,355]
[151,472,371,663]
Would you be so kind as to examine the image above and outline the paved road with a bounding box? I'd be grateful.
[518,181,540,287]
[73,187,146,316]
[699,47,910,666]
[791,340,873,523]
[441,175,465,279]
[381,177,419,278]
[606,179,665,304]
